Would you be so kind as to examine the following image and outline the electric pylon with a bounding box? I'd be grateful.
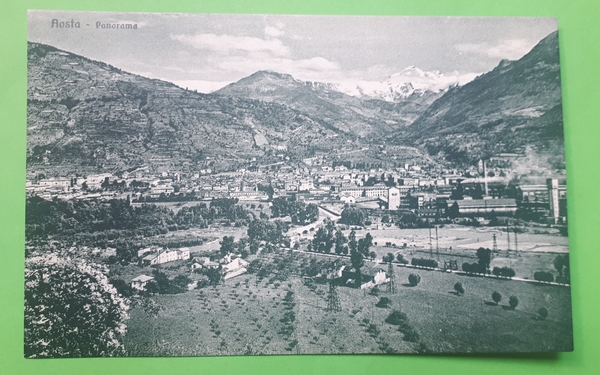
[326,280,341,312]
[387,261,397,294]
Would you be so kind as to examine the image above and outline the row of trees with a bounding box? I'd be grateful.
[270,197,318,225]
[26,197,253,240]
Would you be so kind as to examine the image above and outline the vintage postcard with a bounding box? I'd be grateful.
[25,10,572,357]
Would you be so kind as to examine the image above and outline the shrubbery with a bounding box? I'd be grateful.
[454,281,465,295]
[408,273,421,286]
[538,307,548,320]
[411,258,438,268]
[385,310,408,325]
[492,267,516,278]
[534,271,554,283]
[492,291,502,305]
[396,254,409,264]
[376,297,392,308]
[509,295,519,309]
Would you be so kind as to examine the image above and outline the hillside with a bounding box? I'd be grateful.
[402,31,565,167]
[216,70,440,137]
[26,43,351,177]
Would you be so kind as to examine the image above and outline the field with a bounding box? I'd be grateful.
[344,225,568,279]
[122,251,573,356]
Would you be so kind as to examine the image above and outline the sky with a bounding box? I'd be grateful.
[28,11,558,93]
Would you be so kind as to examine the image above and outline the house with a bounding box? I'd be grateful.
[341,268,388,289]
[339,192,356,204]
[142,248,191,266]
[222,258,250,280]
[131,275,154,291]
[360,269,389,290]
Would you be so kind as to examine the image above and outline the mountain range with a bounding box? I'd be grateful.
[404,31,564,166]
[26,30,565,176]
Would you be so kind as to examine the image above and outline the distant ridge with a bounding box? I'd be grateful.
[400,31,564,167]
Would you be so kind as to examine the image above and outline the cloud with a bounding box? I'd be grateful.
[455,39,533,60]
[171,33,290,56]
[264,25,284,37]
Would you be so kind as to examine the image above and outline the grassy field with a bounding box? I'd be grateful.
[122,251,572,356]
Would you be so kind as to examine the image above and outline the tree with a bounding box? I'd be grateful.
[340,207,368,226]
[382,253,395,263]
[312,226,334,253]
[350,250,364,270]
[492,291,502,305]
[348,229,358,253]
[172,274,193,292]
[110,278,133,297]
[350,249,364,287]
[454,281,465,296]
[358,233,373,256]
[408,273,421,286]
[376,297,392,308]
[554,254,570,282]
[220,236,235,256]
[385,310,408,326]
[25,254,129,358]
[538,307,549,320]
[396,254,408,264]
[381,215,390,224]
[334,229,347,254]
[206,267,222,285]
[152,269,173,294]
[476,247,492,273]
[509,295,519,309]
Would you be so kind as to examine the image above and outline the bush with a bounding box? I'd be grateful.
[401,326,420,343]
[509,295,519,309]
[385,310,408,326]
[382,252,395,263]
[462,262,484,274]
[492,291,502,305]
[408,273,421,286]
[538,307,549,320]
[411,258,438,268]
[534,271,554,283]
[454,281,465,295]
[492,267,515,278]
[376,297,392,308]
[396,254,409,264]
[556,276,569,284]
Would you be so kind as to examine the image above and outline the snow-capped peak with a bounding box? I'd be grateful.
[326,66,480,102]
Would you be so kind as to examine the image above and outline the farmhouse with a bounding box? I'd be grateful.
[359,269,389,290]
[131,275,154,291]
[142,248,190,266]
[341,267,389,289]
[222,257,249,280]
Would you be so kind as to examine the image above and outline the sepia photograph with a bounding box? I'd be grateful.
[25,10,572,357]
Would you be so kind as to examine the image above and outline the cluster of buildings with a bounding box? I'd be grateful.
[26,156,567,224]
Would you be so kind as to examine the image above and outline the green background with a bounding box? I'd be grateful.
[1,0,599,374]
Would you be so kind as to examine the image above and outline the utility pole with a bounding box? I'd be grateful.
[435,225,439,260]
[506,221,511,253]
[514,223,518,253]
[429,226,433,258]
